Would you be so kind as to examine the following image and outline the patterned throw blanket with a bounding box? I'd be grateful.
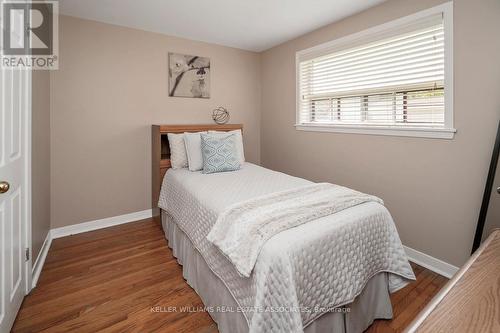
[207,183,384,277]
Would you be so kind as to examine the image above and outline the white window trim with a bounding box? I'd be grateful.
[295,2,455,139]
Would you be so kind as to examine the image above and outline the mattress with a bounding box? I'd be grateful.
[158,163,415,333]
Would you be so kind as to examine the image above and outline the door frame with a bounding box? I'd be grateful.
[472,120,500,253]
[24,68,33,294]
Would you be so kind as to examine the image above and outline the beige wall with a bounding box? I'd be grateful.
[261,0,500,266]
[32,70,51,259]
[50,16,261,228]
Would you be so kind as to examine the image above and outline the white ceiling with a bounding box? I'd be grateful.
[59,0,386,52]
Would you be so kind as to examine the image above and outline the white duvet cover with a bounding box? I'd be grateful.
[158,163,415,333]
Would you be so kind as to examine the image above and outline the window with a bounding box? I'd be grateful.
[296,3,454,139]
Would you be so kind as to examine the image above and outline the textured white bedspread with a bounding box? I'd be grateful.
[158,163,415,333]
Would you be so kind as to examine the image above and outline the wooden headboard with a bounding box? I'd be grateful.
[151,124,243,214]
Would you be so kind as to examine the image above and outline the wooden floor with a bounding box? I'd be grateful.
[12,218,447,333]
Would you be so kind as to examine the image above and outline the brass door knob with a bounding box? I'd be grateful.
[0,181,10,194]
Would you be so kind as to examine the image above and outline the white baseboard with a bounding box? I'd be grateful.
[50,209,153,239]
[404,245,459,279]
[32,231,52,288]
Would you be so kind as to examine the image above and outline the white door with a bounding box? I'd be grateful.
[0,66,31,332]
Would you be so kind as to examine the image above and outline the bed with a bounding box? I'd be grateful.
[155,125,415,333]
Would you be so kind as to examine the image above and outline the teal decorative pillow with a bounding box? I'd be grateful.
[201,133,241,174]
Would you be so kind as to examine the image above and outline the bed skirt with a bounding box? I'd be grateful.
[161,210,393,333]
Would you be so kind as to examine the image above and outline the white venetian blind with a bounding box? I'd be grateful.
[298,14,445,128]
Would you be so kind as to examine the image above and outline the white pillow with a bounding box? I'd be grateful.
[167,133,188,169]
[208,130,245,164]
[184,131,208,171]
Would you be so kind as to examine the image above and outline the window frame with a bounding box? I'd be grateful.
[295,2,455,139]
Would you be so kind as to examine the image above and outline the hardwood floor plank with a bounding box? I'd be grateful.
[45,229,164,268]
[34,239,169,287]
[389,278,442,331]
[49,219,161,250]
[12,218,447,333]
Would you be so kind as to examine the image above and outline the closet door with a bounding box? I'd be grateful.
[0,67,30,333]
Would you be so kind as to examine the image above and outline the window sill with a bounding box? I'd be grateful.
[295,124,456,139]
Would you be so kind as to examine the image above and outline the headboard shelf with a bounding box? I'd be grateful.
[151,124,243,216]
[157,124,242,133]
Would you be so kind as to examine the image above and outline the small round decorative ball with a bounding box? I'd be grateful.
[212,106,230,125]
